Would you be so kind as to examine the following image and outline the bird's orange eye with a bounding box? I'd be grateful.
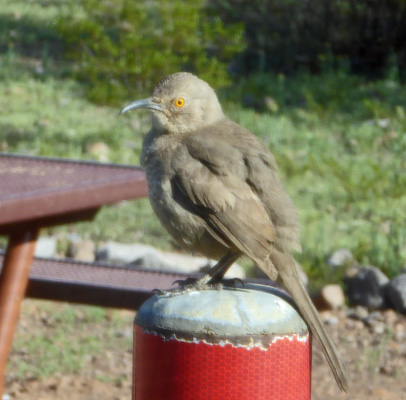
[175,98,185,107]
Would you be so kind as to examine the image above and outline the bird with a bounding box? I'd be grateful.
[120,72,349,392]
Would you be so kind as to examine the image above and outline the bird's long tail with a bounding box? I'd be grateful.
[264,251,349,392]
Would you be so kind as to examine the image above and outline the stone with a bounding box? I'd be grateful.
[394,329,405,342]
[366,311,385,323]
[347,305,369,321]
[354,321,365,331]
[314,284,345,310]
[326,248,354,270]
[96,241,245,279]
[263,96,279,112]
[372,322,386,335]
[87,142,110,162]
[377,118,390,128]
[68,240,95,262]
[96,242,161,264]
[344,265,389,310]
[386,274,406,314]
[34,236,57,258]
[319,311,339,326]
[382,309,398,325]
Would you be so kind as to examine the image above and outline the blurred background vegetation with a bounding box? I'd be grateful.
[1,0,406,286]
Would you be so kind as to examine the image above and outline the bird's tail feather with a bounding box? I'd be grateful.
[266,252,349,392]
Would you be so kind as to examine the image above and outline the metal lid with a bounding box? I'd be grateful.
[135,284,308,344]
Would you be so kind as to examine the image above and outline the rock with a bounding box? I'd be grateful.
[68,240,95,262]
[344,265,389,310]
[97,242,161,264]
[314,284,345,310]
[319,311,339,326]
[377,118,390,128]
[34,236,57,258]
[158,251,214,273]
[394,324,405,342]
[96,241,245,279]
[371,322,386,335]
[386,274,406,314]
[326,248,354,270]
[87,142,110,162]
[171,252,245,279]
[146,250,245,279]
[367,311,385,323]
[382,309,398,325]
[347,305,369,321]
[263,96,279,112]
[223,263,245,279]
[345,319,364,331]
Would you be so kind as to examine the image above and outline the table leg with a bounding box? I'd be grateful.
[0,229,39,396]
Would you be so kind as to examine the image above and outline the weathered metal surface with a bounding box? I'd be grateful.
[0,253,199,310]
[135,284,308,347]
[133,284,311,400]
[0,153,149,397]
[0,153,148,227]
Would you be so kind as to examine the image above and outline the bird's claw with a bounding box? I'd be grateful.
[173,275,244,290]
[151,276,244,298]
[151,288,165,295]
[172,277,199,288]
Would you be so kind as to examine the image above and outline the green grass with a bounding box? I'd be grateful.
[8,302,132,380]
[1,0,406,286]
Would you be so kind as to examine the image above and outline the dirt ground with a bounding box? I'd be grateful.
[4,300,406,400]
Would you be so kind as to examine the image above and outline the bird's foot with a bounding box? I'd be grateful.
[173,275,244,290]
[151,276,244,297]
[150,277,210,297]
[173,277,200,288]
[151,288,167,295]
[172,276,215,291]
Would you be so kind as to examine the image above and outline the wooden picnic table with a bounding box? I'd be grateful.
[0,153,148,396]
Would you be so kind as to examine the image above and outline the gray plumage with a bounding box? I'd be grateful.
[121,72,349,392]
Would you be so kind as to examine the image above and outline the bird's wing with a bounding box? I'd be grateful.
[183,121,301,254]
[171,136,276,267]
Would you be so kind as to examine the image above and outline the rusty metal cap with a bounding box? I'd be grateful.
[135,284,308,346]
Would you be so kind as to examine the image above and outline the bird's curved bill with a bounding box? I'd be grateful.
[120,98,163,114]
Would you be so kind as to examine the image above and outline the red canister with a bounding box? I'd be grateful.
[133,283,311,400]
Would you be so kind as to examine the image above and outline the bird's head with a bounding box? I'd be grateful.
[120,72,224,134]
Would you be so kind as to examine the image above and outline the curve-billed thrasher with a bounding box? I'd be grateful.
[121,72,348,392]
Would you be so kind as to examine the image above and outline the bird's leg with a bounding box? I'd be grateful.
[172,251,241,292]
[197,251,241,285]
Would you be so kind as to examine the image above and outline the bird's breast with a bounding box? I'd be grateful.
[141,135,206,249]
